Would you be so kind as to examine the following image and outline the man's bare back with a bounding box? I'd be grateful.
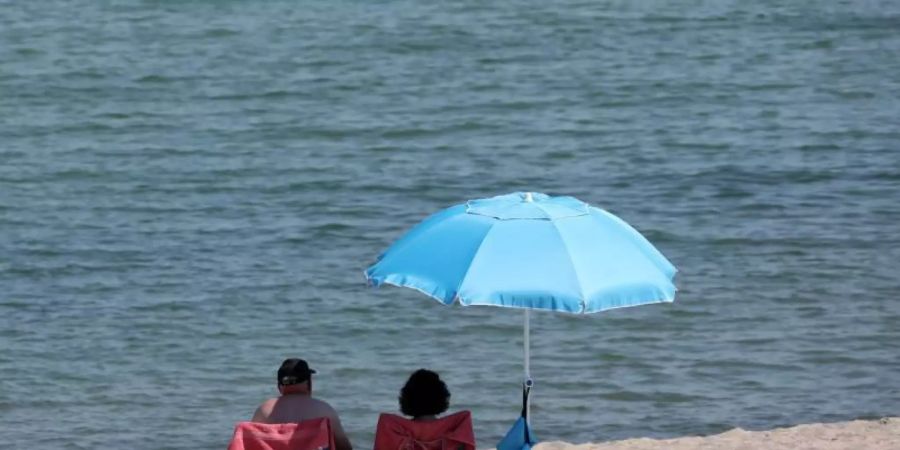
[252,394,339,424]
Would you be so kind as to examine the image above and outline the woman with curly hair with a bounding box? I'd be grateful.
[374,369,474,450]
[398,369,451,421]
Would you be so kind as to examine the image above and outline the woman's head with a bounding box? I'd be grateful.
[399,369,450,418]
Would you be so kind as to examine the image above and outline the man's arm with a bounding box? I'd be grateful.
[324,406,352,450]
[250,400,272,423]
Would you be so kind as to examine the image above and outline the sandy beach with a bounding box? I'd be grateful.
[533,417,900,450]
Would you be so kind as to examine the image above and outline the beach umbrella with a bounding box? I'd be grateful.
[365,192,677,449]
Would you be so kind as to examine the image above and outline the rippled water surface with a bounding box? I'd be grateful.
[2,1,899,449]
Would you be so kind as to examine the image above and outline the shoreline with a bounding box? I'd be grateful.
[530,417,899,450]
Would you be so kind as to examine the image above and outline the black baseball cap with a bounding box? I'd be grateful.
[277,358,316,386]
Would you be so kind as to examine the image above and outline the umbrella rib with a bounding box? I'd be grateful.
[548,219,589,314]
[451,220,498,305]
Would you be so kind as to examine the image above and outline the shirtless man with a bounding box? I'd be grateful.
[251,358,353,450]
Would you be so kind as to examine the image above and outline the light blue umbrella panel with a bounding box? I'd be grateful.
[366,192,677,446]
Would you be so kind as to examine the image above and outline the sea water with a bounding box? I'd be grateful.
[1,1,899,448]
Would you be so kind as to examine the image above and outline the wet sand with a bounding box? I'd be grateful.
[532,417,899,450]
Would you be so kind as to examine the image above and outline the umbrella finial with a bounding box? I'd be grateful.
[524,192,534,203]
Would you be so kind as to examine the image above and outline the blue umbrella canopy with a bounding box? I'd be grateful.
[366,192,676,313]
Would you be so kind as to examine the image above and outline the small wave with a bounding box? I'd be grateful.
[203,27,240,38]
[870,171,900,181]
[691,359,806,372]
[713,186,754,199]
[0,300,31,309]
[375,121,493,139]
[798,354,867,366]
[544,150,576,160]
[599,390,650,401]
[819,88,878,99]
[14,47,41,56]
[599,390,705,403]
[135,74,171,83]
[131,301,196,313]
[637,229,681,244]
[664,308,716,318]
[746,82,806,92]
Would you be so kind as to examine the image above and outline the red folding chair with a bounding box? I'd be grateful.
[373,411,475,450]
[228,418,335,450]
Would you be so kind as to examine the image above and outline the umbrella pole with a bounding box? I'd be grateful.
[524,309,531,425]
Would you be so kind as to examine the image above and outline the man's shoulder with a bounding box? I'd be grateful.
[259,397,280,408]
[253,395,341,424]
[251,397,281,423]
[307,397,338,413]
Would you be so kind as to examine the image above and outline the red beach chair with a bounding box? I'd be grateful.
[228,418,335,450]
[373,410,476,450]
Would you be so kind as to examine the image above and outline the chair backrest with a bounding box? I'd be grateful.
[228,417,335,450]
[373,411,475,450]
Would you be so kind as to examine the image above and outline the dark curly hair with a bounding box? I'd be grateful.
[399,369,450,418]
